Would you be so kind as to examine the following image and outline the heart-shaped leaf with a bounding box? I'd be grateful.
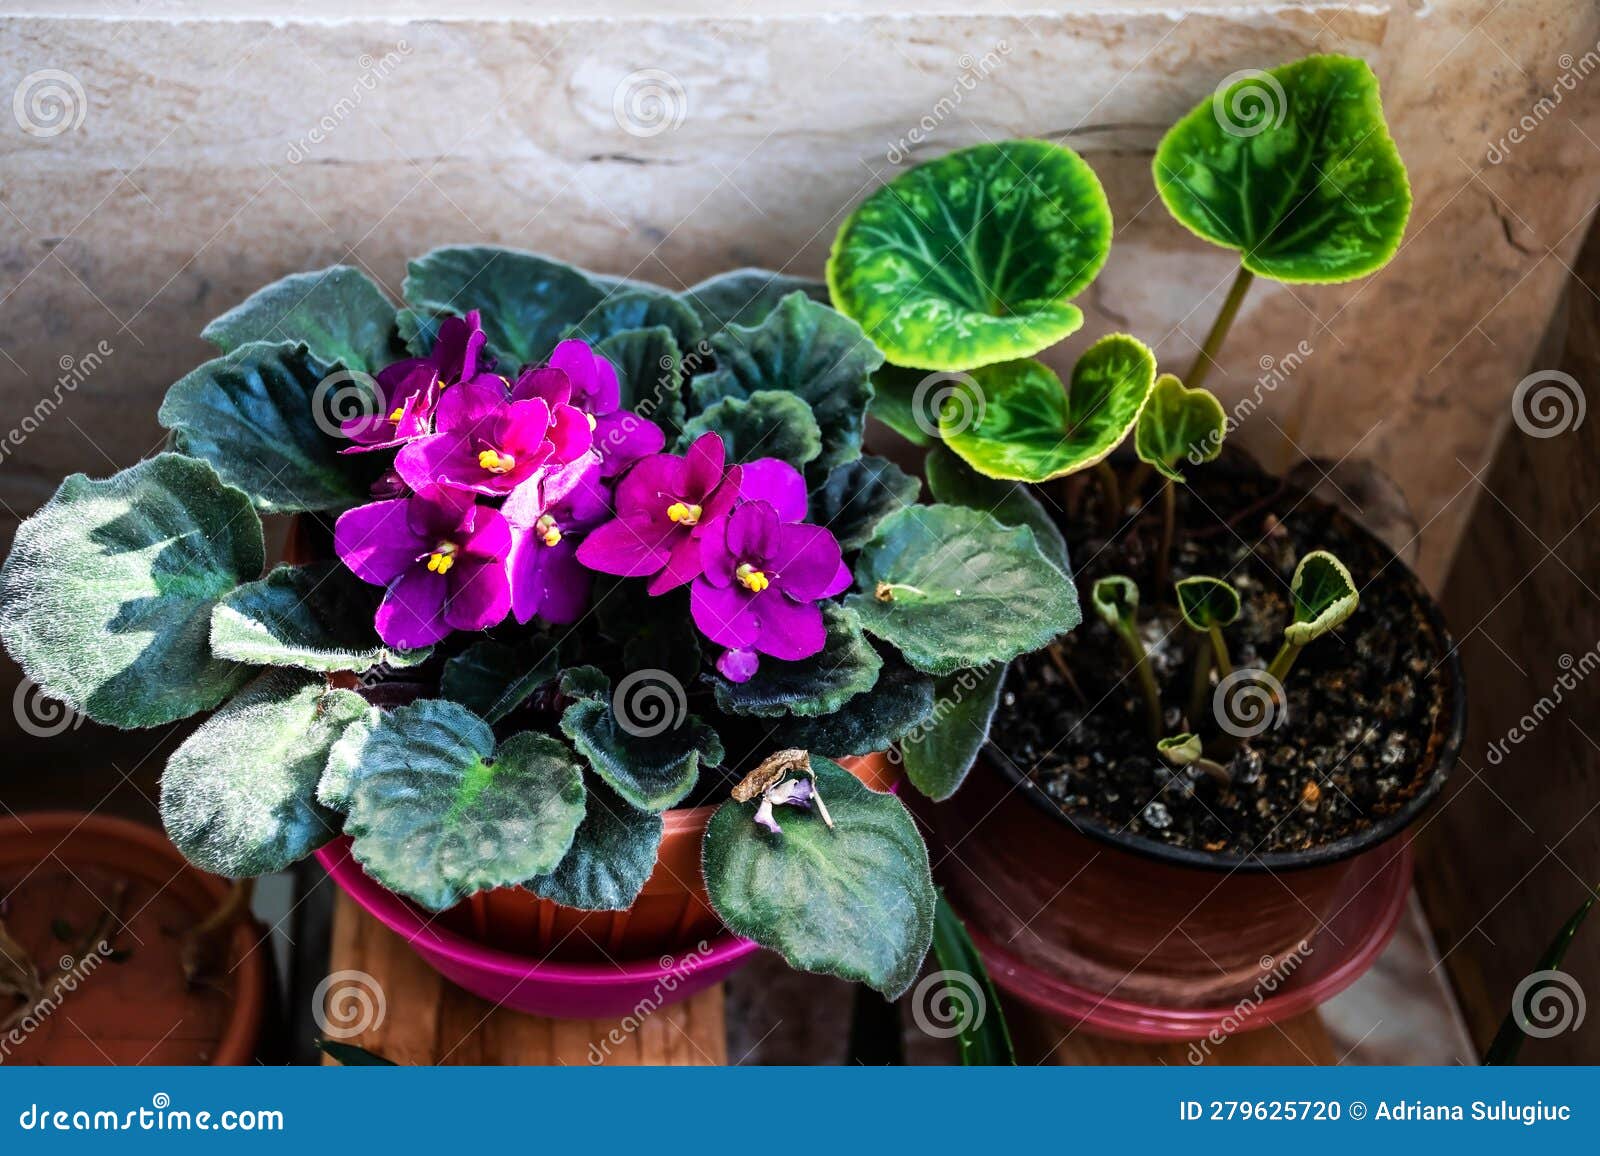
[941,336,1156,482]
[809,456,921,552]
[566,288,704,354]
[1134,374,1226,483]
[201,266,403,374]
[681,268,829,333]
[846,504,1080,676]
[725,653,934,760]
[158,341,377,513]
[679,390,822,471]
[1154,54,1411,284]
[689,292,881,478]
[1175,574,1241,631]
[0,454,262,728]
[440,637,561,724]
[559,667,723,812]
[1156,732,1203,765]
[900,662,1007,802]
[1090,574,1139,629]
[1285,550,1358,645]
[827,140,1112,372]
[160,671,367,876]
[713,604,882,718]
[924,445,1069,575]
[703,754,935,997]
[341,700,587,911]
[211,562,430,673]
[403,246,605,369]
[524,777,664,912]
[595,326,688,437]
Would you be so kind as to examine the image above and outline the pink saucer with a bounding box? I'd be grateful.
[972,843,1413,1042]
[316,840,758,1020]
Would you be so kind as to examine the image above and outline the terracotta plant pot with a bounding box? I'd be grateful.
[925,474,1466,1020]
[0,813,267,1065]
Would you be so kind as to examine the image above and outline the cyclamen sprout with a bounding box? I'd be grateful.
[1091,575,1161,739]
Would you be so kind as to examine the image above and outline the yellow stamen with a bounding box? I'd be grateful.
[478,448,516,474]
[427,541,457,575]
[667,501,702,526]
[535,514,562,547]
[736,563,769,593]
[388,407,405,423]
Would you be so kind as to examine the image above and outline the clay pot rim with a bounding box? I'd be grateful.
[0,811,267,1064]
[989,470,1468,875]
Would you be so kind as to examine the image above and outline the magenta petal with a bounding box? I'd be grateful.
[444,556,511,632]
[576,515,672,577]
[546,403,594,463]
[549,339,620,414]
[510,366,571,406]
[375,568,451,649]
[820,559,853,599]
[394,433,468,493]
[594,412,665,477]
[726,501,780,562]
[335,500,422,586]
[683,432,726,495]
[716,648,761,683]
[691,580,760,649]
[614,453,685,517]
[739,459,807,522]
[647,532,707,596]
[698,513,735,588]
[770,522,843,601]
[512,538,592,625]
[752,594,826,661]
[433,379,508,434]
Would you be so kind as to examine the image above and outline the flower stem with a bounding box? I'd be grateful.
[1187,640,1213,727]
[1208,624,1234,677]
[1186,266,1255,392]
[1117,624,1163,740]
[1155,479,1176,587]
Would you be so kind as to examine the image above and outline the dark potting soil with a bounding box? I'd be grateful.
[989,467,1451,857]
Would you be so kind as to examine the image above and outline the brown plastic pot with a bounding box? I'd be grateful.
[0,813,267,1065]
[925,480,1466,1009]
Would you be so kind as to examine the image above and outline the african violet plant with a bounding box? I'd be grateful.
[0,246,1079,998]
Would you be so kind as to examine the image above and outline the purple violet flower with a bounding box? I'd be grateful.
[335,485,512,649]
[512,340,665,477]
[394,380,592,497]
[340,310,500,451]
[689,499,847,680]
[503,456,611,624]
[576,432,742,595]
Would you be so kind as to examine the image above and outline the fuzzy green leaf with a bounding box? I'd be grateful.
[713,604,883,718]
[342,701,587,911]
[689,292,881,477]
[595,326,688,437]
[567,288,704,354]
[160,671,365,876]
[0,454,262,728]
[403,246,604,368]
[559,667,723,812]
[733,654,934,759]
[901,662,1007,801]
[158,341,376,513]
[524,778,664,912]
[440,638,560,725]
[924,445,1069,575]
[201,266,403,374]
[211,563,430,673]
[942,336,1156,483]
[1285,550,1358,645]
[827,140,1112,372]
[847,504,1080,676]
[1175,575,1241,631]
[703,754,935,997]
[679,390,822,471]
[865,364,938,447]
[681,268,829,333]
[1153,54,1411,284]
[809,456,921,552]
[1135,374,1226,483]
